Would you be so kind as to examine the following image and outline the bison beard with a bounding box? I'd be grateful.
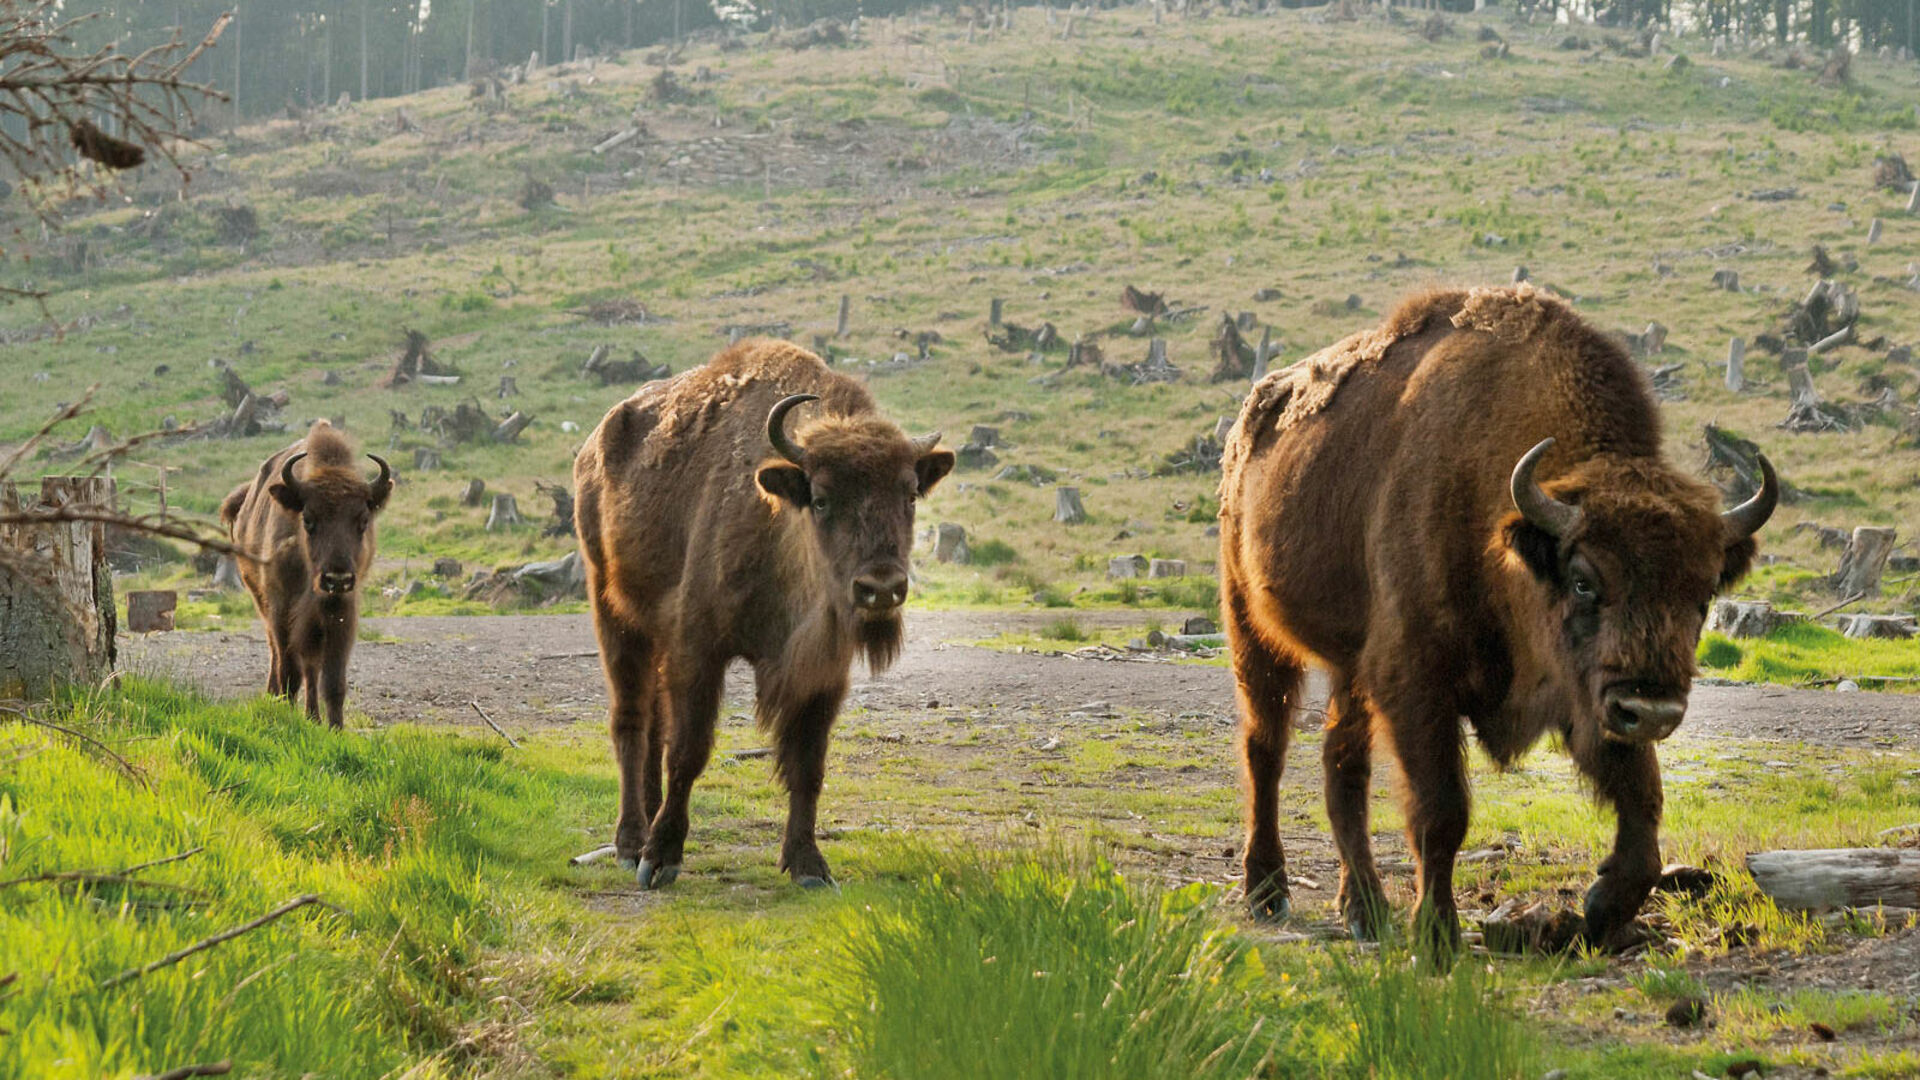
[1219,285,1776,963]
[574,339,952,891]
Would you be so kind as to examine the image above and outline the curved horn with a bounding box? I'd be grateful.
[909,431,943,454]
[366,453,392,489]
[1510,437,1584,539]
[1722,453,1779,541]
[280,451,308,491]
[766,393,819,467]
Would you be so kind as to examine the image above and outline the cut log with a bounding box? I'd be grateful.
[1148,558,1187,578]
[126,589,177,634]
[591,127,641,155]
[1746,848,1920,912]
[0,477,117,699]
[1725,336,1745,391]
[1108,554,1148,579]
[461,479,487,507]
[1053,486,1087,525]
[492,411,534,443]
[485,493,524,531]
[933,523,970,564]
[1831,526,1896,597]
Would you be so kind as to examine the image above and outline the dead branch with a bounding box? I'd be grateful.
[468,701,520,748]
[1809,591,1867,621]
[0,869,208,896]
[0,702,146,787]
[101,894,329,989]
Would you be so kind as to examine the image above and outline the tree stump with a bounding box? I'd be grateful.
[413,447,442,471]
[492,411,534,442]
[1053,486,1087,525]
[1708,599,1791,638]
[967,425,1000,448]
[836,294,851,339]
[126,590,177,633]
[1837,613,1916,640]
[212,555,244,591]
[1148,558,1187,579]
[934,523,971,564]
[486,493,524,531]
[1725,337,1745,391]
[461,478,488,507]
[1747,849,1920,912]
[1107,554,1147,579]
[0,477,117,699]
[1831,526,1897,597]
[432,557,463,578]
[498,376,519,399]
[989,298,1004,329]
[1711,268,1740,291]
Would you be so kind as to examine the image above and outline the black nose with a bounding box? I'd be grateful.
[1603,692,1687,743]
[319,571,356,595]
[853,569,908,611]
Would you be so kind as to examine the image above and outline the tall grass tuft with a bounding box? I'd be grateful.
[1330,951,1541,1080]
[837,846,1273,1080]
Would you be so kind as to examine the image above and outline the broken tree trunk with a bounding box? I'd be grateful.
[934,523,970,564]
[1831,526,1897,597]
[1053,486,1087,525]
[413,448,442,471]
[1746,848,1920,912]
[211,555,244,591]
[1726,337,1745,391]
[485,493,524,531]
[0,477,118,699]
[492,411,534,443]
[461,479,488,507]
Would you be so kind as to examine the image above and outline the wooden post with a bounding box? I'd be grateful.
[1726,336,1745,391]
[1831,526,1897,596]
[836,294,851,339]
[0,477,117,699]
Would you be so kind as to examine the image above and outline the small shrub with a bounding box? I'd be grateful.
[1040,616,1086,642]
[1698,635,1743,670]
[970,538,1018,566]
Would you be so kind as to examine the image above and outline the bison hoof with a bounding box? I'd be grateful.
[796,874,838,891]
[1247,886,1291,924]
[636,859,681,890]
[617,855,639,872]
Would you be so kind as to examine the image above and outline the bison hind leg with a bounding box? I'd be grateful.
[1323,674,1390,941]
[1228,621,1305,923]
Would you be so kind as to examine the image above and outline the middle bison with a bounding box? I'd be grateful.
[573,338,953,889]
[1219,285,1777,955]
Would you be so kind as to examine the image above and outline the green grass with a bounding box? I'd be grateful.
[1698,621,1920,687]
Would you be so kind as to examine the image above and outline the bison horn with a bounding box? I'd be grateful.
[767,393,818,467]
[1722,452,1779,541]
[367,453,392,488]
[910,431,943,454]
[1510,437,1583,539]
[280,451,309,491]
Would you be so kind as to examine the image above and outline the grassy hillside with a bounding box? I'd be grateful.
[3,5,1919,617]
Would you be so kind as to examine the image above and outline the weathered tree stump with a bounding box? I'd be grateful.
[836,294,851,339]
[432,556,463,578]
[967,425,1000,448]
[0,477,117,699]
[413,447,442,471]
[485,493,524,531]
[498,376,519,399]
[211,554,244,591]
[1725,336,1745,391]
[1711,268,1740,291]
[492,411,534,443]
[956,443,999,471]
[461,478,488,507]
[1148,558,1187,578]
[989,298,1004,329]
[934,523,971,564]
[1837,613,1916,640]
[126,589,177,633]
[1747,848,1920,912]
[1053,486,1087,525]
[1107,554,1147,579]
[1708,599,1793,638]
[1831,526,1897,596]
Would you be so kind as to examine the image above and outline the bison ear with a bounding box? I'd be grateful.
[267,482,304,513]
[914,448,956,497]
[756,463,811,509]
[1500,513,1563,587]
[1718,534,1758,591]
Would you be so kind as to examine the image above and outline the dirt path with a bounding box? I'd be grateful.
[124,610,1920,751]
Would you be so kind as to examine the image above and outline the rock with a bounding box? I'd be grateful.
[1836,680,1862,692]
[1182,615,1218,635]
[934,523,971,564]
[1665,996,1708,1029]
[1253,287,1283,301]
[956,443,1000,471]
[126,590,177,633]
[432,557,462,578]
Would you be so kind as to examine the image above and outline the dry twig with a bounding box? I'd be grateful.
[468,701,520,748]
[101,894,330,989]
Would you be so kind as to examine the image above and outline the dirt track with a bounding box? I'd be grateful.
[124,610,1920,751]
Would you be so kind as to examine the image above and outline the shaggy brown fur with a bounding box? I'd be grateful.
[222,421,391,729]
[573,339,954,888]
[1219,285,1772,955]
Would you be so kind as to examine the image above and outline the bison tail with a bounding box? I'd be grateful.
[219,483,251,528]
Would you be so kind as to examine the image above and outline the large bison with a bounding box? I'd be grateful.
[1218,285,1776,953]
[221,420,392,729]
[573,339,954,889]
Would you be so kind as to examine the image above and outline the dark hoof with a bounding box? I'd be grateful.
[796,875,838,891]
[636,859,681,890]
[617,855,638,872]
[1248,886,1291,923]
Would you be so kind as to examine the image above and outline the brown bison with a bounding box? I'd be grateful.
[573,339,953,889]
[1218,286,1776,953]
[221,421,392,729]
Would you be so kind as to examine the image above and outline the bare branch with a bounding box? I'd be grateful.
[0,702,147,788]
[101,894,331,989]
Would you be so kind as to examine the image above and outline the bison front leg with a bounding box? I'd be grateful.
[774,690,844,889]
[595,621,658,869]
[1579,739,1664,951]
[319,636,351,729]
[638,656,725,890]
[1378,680,1469,968]
[1323,676,1389,941]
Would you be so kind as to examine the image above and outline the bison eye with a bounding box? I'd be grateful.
[302,515,317,534]
[811,496,830,515]
[1571,574,1597,601]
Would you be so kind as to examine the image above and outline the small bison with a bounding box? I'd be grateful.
[221,421,392,729]
[1219,286,1776,954]
[574,339,953,889]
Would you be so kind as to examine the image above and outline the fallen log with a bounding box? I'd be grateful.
[1746,848,1920,912]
